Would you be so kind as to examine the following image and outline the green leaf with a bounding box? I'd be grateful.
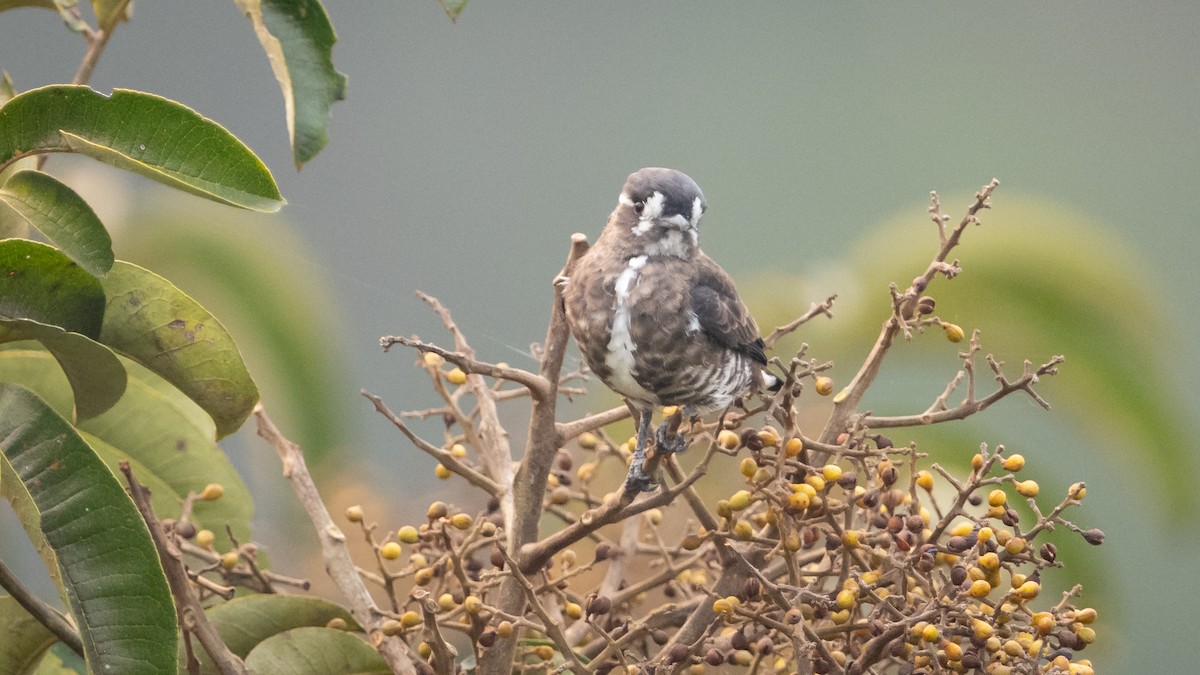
[0,383,178,674]
[182,596,359,673]
[438,0,468,22]
[0,595,57,675]
[0,239,105,338]
[243,627,389,675]
[236,0,347,168]
[0,171,114,277]
[115,208,352,464]
[91,0,129,31]
[0,86,283,212]
[0,318,125,419]
[0,349,254,547]
[99,261,259,438]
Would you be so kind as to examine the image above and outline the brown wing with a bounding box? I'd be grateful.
[690,253,767,365]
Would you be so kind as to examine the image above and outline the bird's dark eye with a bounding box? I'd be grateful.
[633,201,645,214]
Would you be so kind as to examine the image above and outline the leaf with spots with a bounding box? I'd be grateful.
[99,261,259,438]
[0,348,253,548]
[0,383,178,674]
[0,239,105,338]
[0,85,283,212]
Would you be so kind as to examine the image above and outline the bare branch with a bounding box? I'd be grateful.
[253,406,418,674]
[763,293,838,349]
[120,462,247,675]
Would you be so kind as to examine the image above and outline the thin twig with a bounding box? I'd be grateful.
[0,558,83,657]
[120,462,247,675]
[763,294,838,349]
[253,405,417,674]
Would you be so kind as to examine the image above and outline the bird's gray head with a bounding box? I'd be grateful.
[612,168,706,256]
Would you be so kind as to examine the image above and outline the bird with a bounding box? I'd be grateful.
[564,167,774,491]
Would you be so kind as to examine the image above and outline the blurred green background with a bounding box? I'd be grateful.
[2,3,1198,672]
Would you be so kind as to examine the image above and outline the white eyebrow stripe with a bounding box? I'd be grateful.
[691,196,704,227]
[618,192,635,206]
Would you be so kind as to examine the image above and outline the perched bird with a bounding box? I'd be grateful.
[564,167,774,490]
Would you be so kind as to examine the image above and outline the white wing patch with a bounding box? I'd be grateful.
[606,255,657,404]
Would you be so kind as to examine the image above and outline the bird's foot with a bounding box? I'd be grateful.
[655,420,689,455]
[623,442,658,492]
[623,462,658,492]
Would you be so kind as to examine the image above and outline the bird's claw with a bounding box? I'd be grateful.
[655,422,688,455]
[623,442,658,492]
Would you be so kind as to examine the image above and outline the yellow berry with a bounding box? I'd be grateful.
[345,505,364,523]
[1074,607,1097,624]
[463,595,483,614]
[1015,480,1039,498]
[397,525,420,544]
[496,620,514,637]
[201,483,224,501]
[435,463,452,480]
[644,508,663,526]
[565,601,583,620]
[578,432,599,449]
[450,443,467,458]
[739,457,758,478]
[921,624,940,642]
[830,609,851,625]
[422,352,445,368]
[814,376,834,396]
[195,529,215,549]
[716,429,740,450]
[805,474,826,492]
[576,461,597,482]
[758,427,780,447]
[972,619,994,640]
[987,489,1007,507]
[401,610,423,627]
[1031,612,1055,634]
[836,589,856,609]
[220,552,239,571]
[437,593,456,611]
[786,491,811,511]
[1075,625,1096,644]
[728,490,753,511]
[380,542,402,560]
[426,500,448,520]
[971,453,985,470]
[413,567,434,585]
[1004,537,1027,555]
[712,597,735,615]
[1068,482,1087,500]
[785,437,803,457]
[1015,580,1040,599]
[942,322,965,343]
[732,519,754,540]
[1002,454,1025,472]
[979,552,1000,571]
[451,513,473,530]
[968,579,991,598]
[943,640,963,661]
[822,464,843,482]
[445,367,468,385]
[950,522,974,537]
[841,530,861,548]
[661,405,679,418]
[916,470,934,491]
